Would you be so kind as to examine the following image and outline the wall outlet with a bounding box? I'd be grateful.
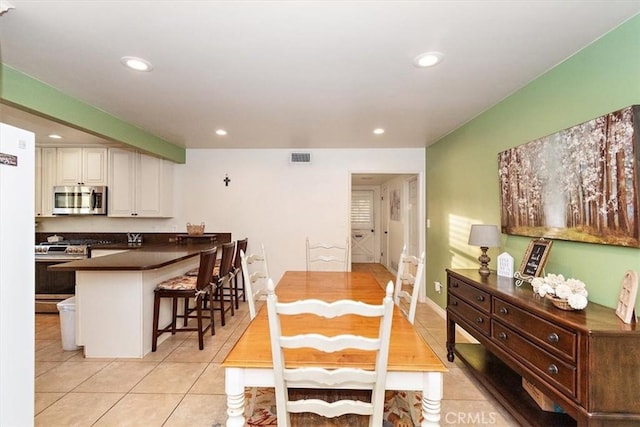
[434,281,443,293]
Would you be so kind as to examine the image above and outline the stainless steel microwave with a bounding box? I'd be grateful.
[52,186,107,215]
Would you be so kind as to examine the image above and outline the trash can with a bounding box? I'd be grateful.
[57,297,80,351]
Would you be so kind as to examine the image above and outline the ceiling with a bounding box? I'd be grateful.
[1,1,640,150]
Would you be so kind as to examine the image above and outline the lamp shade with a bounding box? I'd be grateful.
[468,224,501,247]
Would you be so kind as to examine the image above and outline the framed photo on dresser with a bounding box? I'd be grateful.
[518,238,553,278]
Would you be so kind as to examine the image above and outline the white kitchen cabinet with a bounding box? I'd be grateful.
[35,147,57,217]
[108,148,173,217]
[56,147,108,186]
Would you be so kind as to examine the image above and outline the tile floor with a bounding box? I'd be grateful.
[35,265,518,426]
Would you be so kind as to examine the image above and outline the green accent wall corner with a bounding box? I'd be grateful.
[426,14,640,310]
[0,64,185,163]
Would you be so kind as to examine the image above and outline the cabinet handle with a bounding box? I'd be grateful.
[475,317,484,324]
[499,307,508,315]
[451,300,458,306]
[451,282,458,288]
[547,333,559,343]
[498,332,507,340]
[476,295,485,302]
[547,364,559,375]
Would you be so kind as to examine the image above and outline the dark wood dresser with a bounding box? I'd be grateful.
[446,269,640,427]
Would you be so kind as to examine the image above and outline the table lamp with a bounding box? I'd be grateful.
[468,224,501,276]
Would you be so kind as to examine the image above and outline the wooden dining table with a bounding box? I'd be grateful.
[222,271,447,426]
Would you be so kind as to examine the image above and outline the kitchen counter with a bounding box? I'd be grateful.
[50,243,213,271]
[60,243,217,358]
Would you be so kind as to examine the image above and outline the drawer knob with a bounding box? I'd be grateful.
[451,301,458,306]
[499,307,508,315]
[476,295,485,302]
[547,333,559,343]
[547,364,559,375]
[475,317,484,324]
[498,332,507,340]
[451,282,459,288]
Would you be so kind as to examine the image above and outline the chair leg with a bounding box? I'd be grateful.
[152,291,161,352]
[171,297,178,334]
[233,275,240,309]
[196,296,204,350]
[216,285,226,326]
[208,289,216,336]
[183,296,190,326]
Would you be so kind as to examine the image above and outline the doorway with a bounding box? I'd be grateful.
[350,173,422,273]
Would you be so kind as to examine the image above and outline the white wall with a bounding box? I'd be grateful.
[36,147,425,284]
[178,148,425,283]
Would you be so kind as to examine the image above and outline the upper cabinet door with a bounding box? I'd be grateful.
[107,148,174,218]
[35,147,57,217]
[56,147,107,186]
[82,148,108,186]
[107,148,136,217]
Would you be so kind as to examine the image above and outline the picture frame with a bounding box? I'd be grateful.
[518,238,553,278]
[498,105,640,248]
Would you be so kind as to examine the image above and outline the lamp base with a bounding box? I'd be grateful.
[478,247,491,276]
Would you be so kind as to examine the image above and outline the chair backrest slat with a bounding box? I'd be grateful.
[196,246,218,291]
[240,244,270,319]
[266,278,394,427]
[393,245,425,325]
[305,237,348,271]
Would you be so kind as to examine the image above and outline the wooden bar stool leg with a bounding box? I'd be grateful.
[183,296,190,326]
[171,297,178,334]
[152,291,161,352]
[197,297,204,350]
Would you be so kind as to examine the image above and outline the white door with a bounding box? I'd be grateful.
[408,177,419,257]
[380,186,389,267]
[351,190,375,263]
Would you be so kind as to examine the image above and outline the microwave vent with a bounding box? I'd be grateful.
[290,152,312,164]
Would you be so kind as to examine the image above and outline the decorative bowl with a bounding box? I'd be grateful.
[546,295,576,311]
[186,222,205,235]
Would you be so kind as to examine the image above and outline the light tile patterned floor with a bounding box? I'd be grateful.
[34,264,518,426]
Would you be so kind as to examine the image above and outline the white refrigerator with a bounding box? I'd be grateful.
[0,122,35,425]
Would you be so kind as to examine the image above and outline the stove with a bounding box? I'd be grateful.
[35,239,112,260]
[34,239,112,312]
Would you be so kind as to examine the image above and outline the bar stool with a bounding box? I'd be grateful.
[151,246,217,351]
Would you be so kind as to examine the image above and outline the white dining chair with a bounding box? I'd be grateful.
[240,244,270,320]
[239,244,270,417]
[305,237,349,271]
[393,246,425,325]
[266,278,394,427]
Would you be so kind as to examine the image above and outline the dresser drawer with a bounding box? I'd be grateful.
[493,298,576,363]
[448,276,491,313]
[449,294,491,336]
[492,321,576,398]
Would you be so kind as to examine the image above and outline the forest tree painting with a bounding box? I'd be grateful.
[499,105,640,248]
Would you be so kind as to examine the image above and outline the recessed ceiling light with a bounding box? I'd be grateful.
[121,56,153,72]
[215,129,228,136]
[373,128,385,135]
[413,51,443,68]
[48,134,63,139]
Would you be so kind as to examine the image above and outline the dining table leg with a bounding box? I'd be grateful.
[421,371,443,426]
[225,367,245,427]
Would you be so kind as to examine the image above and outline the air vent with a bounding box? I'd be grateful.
[290,152,312,164]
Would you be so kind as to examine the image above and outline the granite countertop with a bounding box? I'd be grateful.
[49,243,215,271]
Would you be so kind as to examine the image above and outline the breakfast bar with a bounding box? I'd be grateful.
[50,244,215,358]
